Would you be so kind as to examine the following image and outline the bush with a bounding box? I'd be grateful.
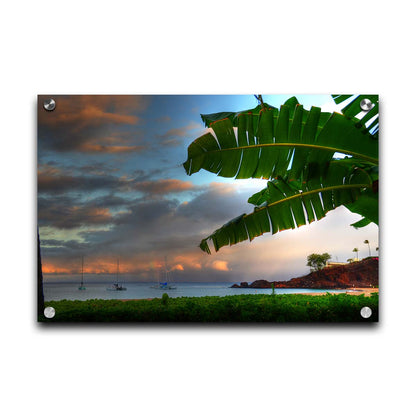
[161,293,169,305]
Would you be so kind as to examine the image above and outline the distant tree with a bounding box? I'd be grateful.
[307,253,331,272]
[347,258,354,263]
[364,239,371,257]
[353,247,359,261]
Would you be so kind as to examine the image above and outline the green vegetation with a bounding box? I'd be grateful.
[307,253,331,272]
[353,247,359,260]
[364,239,371,257]
[39,293,378,323]
[183,95,378,254]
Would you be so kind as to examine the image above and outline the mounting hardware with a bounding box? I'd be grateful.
[360,306,372,319]
[43,98,56,111]
[44,306,55,318]
[360,98,374,112]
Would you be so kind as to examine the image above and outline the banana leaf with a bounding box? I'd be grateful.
[199,164,374,253]
[183,97,378,181]
[332,94,379,136]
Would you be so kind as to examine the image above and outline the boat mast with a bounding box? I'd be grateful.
[116,258,119,284]
[81,255,84,285]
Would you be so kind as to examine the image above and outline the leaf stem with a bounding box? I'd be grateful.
[207,142,378,165]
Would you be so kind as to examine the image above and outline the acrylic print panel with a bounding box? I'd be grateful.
[37,94,379,323]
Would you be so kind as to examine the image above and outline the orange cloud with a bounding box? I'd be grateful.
[212,260,230,271]
[164,255,202,271]
[80,144,146,153]
[208,182,236,195]
[38,164,62,176]
[134,179,195,194]
[39,96,141,128]
[171,264,184,271]
[42,264,72,274]
[38,95,150,154]
[42,258,134,275]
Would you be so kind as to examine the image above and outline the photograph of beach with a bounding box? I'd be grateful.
[38,94,379,322]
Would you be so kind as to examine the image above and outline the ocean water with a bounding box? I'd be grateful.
[43,281,347,301]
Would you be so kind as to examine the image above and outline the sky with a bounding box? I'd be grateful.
[38,94,379,282]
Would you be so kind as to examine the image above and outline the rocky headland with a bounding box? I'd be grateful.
[231,257,379,289]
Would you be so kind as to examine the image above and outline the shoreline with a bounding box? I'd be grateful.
[115,287,379,301]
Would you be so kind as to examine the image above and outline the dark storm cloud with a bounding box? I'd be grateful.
[40,182,240,256]
[40,180,284,280]
[76,182,251,256]
[38,170,128,194]
[38,162,200,199]
[38,193,135,229]
[176,182,250,223]
[38,199,113,229]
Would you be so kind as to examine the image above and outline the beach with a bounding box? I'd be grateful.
[298,287,379,297]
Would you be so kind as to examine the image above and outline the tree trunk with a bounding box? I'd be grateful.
[37,230,44,318]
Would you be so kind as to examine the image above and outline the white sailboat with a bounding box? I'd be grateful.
[107,259,127,291]
[78,256,86,290]
[150,257,176,290]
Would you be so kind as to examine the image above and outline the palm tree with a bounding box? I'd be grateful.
[183,95,379,254]
[364,239,371,257]
[353,247,359,261]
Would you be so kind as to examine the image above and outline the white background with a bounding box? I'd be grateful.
[1,1,414,415]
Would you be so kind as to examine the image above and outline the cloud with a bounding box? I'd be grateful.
[40,181,259,278]
[212,260,230,271]
[37,169,128,194]
[39,95,148,128]
[37,192,135,230]
[80,144,146,153]
[176,182,249,224]
[171,264,184,271]
[160,121,201,139]
[38,95,149,153]
[133,179,196,195]
[39,202,113,229]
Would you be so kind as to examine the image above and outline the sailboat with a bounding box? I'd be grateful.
[78,256,86,290]
[107,259,127,291]
[150,257,176,290]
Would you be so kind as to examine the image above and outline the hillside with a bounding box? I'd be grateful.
[231,257,379,289]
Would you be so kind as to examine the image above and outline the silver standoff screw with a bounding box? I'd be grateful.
[360,98,374,112]
[43,98,56,111]
[44,306,55,318]
[360,306,372,319]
